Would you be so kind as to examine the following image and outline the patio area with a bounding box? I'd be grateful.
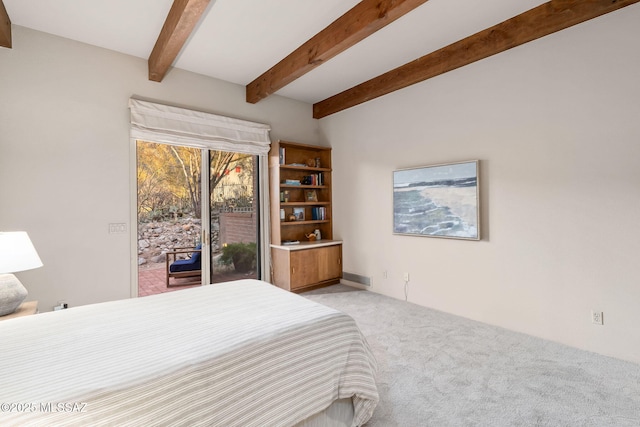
[138,264,257,297]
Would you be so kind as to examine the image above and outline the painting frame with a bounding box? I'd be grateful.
[293,207,305,221]
[305,190,318,202]
[393,160,480,240]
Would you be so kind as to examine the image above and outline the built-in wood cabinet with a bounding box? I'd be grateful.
[271,242,342,291]
[269,140,342,292]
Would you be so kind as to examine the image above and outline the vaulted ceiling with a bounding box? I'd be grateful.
[3,0,639,118]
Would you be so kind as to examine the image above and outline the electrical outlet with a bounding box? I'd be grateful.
[591,310,604,325]
[382,270,388,279]
[54,300,69,311]
[403,272,410,282]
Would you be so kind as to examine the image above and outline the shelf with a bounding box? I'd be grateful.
[270,140,333,244]
[271,239,343,251]
[281,220,330,226]
[280,165,332,172]
[281,202,330,206]
[270,140,340,292]
[280,184,328,189]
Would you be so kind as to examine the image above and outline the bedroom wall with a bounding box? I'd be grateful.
[320,6,640,364]
[0,26,320,311]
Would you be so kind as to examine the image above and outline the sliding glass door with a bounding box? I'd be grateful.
[207,151,259,283]
[136,141,259,297]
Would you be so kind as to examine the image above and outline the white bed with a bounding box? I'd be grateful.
[0,279,378,426]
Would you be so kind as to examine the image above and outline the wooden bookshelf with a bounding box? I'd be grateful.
[269,140,342,291]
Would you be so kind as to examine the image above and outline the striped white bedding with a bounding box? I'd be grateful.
[0,279,378,426]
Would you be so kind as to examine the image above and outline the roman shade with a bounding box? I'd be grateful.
[128,98,272,285]
[128,98,271,156]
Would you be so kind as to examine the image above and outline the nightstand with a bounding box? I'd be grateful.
[0,301,38,320]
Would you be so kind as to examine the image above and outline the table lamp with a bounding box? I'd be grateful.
[0,231,43,316]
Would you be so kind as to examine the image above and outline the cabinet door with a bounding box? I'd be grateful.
[290,249,319,290]
[317,245,342,283]
[289,245,342,290]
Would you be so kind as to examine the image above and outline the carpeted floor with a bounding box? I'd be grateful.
[302,285,640,427]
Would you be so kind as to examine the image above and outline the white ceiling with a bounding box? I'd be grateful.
[5,0,547,104]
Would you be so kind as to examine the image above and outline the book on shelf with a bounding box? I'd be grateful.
[311,207,326,220]
[301,173,324,186]
[283,179,301,185]
[282,240,300,245]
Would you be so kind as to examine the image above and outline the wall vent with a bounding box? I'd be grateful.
[342,272,371,287]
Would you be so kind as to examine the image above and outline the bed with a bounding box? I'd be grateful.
[0,279,378,426]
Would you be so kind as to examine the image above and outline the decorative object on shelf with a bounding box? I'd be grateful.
[288,214,297,221]
[393,160,480,240]
[305,190,318,202]
[280,209,285,220]
[293,208,305,221]
[0,231,43,317]
[306,158,316,167]
[315,157,321,168]
[305,232,317,242]
[314,229,322,240]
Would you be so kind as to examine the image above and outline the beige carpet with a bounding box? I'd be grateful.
[302,285,640,426]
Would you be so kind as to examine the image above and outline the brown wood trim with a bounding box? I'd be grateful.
[245,0,430,104]
[313,0,640,118]
[0,0,11,49]
[278,140,332,151]
[291,279,341,294]
[148,0,210,82]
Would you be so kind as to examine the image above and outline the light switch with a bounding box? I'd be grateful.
[109,223,127,234]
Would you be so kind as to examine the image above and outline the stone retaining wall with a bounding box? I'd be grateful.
[137,211,256,267]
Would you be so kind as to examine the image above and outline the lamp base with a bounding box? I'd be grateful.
[0,273,28,316]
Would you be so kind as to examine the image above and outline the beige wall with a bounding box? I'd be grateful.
[0,26,320,311]
[320,6,640,363]
[2,7,640,365]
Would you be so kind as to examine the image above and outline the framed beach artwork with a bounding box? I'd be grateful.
[393,160,480,240]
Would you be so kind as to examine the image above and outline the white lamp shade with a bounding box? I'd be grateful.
[0,232,43,273]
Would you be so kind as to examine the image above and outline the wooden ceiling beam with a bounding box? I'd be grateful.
[0,0,11,49]
[148,0,210,82]
[246,0,430,104]
[313,0,640,119]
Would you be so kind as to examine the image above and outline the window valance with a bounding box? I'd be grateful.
[128,98,271,156]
